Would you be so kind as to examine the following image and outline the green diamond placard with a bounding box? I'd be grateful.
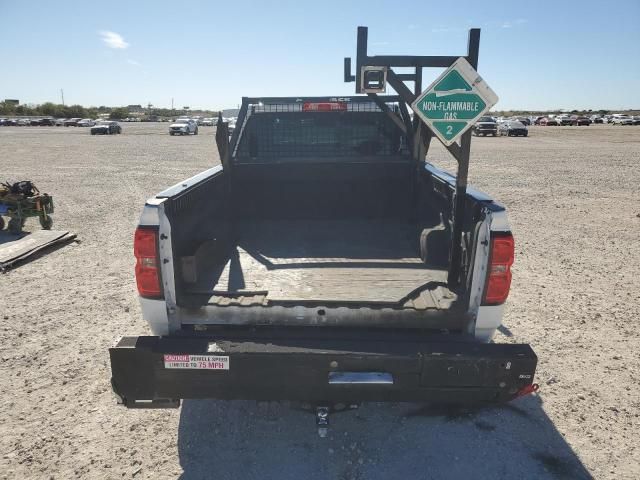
[411,57,498,146]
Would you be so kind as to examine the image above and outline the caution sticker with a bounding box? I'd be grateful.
[163,354,229,370]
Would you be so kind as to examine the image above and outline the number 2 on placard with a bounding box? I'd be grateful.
[446,125,453,135]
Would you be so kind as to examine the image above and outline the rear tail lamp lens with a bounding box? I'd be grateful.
[482,233,514,305]
[134,227,163,298]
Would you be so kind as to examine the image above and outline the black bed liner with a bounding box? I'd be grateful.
[182,219,452,304]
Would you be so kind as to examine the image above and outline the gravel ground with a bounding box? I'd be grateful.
[0,123,638,480]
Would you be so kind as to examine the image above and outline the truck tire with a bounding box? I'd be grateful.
[194,127,199,135]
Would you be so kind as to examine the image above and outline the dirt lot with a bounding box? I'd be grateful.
[1,123,638,479]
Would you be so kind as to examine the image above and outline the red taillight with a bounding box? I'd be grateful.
[302,102,347,112]
[134,227,162,298]
[482,233,514,305]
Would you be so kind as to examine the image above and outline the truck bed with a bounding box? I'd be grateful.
[183,219,449,304]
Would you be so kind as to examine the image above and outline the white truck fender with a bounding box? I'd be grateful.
[473,208,511,341]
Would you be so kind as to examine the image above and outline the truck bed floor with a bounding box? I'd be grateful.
[187,219,448,303]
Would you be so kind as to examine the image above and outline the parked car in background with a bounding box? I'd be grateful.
[77,119,96,127]
[64,118,82,126]
[498,120,528,137]
[472,116,497,136]
[534,116,546,125]
[556,115,572,126]
[201,118,214,126]
[632,116,640,125]
[516,117,531,126]
[2,119,17,126]
[90,121,122,135]
[29,118,43,126]
[0,118,6,126]
[589,115,604,124]
[17,119,31,126]
[169,118,198,135]
[40,118,55,126]
[55,118,66,126]
[611,114,633,125]
[572,116,591,126]
[539,117,558,126]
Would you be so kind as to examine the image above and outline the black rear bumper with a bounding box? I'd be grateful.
[109,334,537,408]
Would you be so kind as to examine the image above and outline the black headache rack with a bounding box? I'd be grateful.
[343,26,482,288]
[229,96,410,161]
[227,95,407,158]
[110,333,537,408]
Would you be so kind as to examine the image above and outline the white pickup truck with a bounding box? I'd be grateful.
[109,96,537,416]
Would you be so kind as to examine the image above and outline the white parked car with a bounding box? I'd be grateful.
[611,114,633,125]
[555,114,572,126]
[201,118,214,126]
[169,118,198,135]
[77,119,96,127]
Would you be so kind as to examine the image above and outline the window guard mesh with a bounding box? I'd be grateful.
[234,101,408,160]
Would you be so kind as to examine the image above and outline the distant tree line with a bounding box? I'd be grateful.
[0,101,104,118]
[0,102,222,119]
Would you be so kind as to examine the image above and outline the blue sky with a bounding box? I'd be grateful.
[0,0,638,111]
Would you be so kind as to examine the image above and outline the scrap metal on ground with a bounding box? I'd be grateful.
[0,181,54,233]
[0,229,76,272]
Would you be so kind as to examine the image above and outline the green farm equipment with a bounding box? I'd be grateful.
[0,181,54,234]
